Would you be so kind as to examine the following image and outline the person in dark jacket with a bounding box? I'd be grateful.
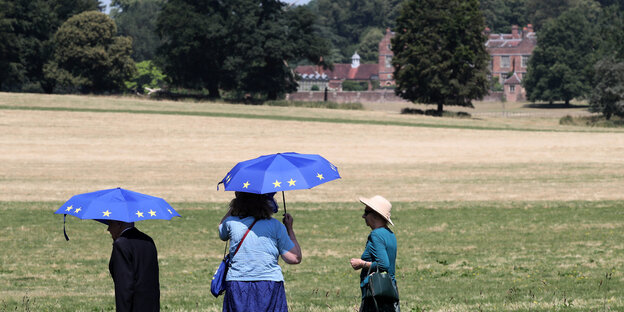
[107,220,160,312]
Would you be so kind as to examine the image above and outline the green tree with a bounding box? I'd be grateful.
[0,0,101,92]
[157,0,329,100]
[480,0,528,32]
[110,0,164,62]
[125,60,167,93]
[595,3,624,60]
[357,28,384,63]
[589,58,624,119]
[44,11,136,93]
[526,0,601,30]
[523,9,598,106]
[308,0,402,63]
[392,0,490,115]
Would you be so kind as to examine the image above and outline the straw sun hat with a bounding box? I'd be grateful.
[359,195,394,226]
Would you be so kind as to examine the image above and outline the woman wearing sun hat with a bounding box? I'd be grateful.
[350,195,400,312]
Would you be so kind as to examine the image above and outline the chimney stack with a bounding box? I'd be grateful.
[512,25,519,39]
[527,24,533,33]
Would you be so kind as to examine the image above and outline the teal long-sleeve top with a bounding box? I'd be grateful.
[359,227,397,295]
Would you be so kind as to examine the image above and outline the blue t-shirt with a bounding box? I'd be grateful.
[219,216,295,281]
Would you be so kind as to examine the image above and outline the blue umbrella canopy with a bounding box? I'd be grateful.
[55,187,181,223]
[219,152,341,194]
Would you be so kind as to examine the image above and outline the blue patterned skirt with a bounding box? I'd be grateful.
[223,281,288,312]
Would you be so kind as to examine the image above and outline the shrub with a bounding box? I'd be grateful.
[341,80,368,91]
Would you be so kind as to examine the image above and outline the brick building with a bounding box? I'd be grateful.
[295,25,536,101]
[295,28,395,91]
[485,24,537,101]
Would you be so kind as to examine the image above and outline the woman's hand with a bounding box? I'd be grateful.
[350,258,366,270]
[282,213,294,230]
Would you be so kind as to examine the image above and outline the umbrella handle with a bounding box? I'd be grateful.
[282,191,287,216]
[63,214,70,241]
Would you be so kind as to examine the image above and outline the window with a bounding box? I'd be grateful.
[501,56,510,68]
[510,85,515,93]
[385,56,392,68]
[521,55,529,67]
[501,73,508,80]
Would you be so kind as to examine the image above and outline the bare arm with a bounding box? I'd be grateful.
[280,213,302,264]
[350,258,370,270]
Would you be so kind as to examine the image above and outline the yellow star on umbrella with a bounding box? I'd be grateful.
[65,205,73,212]
[273,180,282,188]
[102,210,111,217]
[74,207,82,213]
[148,210,156,217]
[288,179,296,186]
[316,173,324,180]
[136,210,144,218]
[243,181,250,189]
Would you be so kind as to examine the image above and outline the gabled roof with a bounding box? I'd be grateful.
[295,64,378,81]
[504,72,522,85]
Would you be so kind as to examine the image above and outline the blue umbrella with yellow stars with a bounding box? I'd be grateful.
[218,152,341,213]
[54,187,181,240]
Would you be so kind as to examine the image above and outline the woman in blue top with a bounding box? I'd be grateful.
[219,191,302,312]
[350,195,400,312]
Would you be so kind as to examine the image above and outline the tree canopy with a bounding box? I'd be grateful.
[44,11,136,93]
[523,9,598,105]
[589,58,624,119]
[392,0,490,114]
[110,0,164,62]
[0,0,101,92]
[157,0,329,100]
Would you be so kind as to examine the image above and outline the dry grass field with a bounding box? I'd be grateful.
[1,92,623,203]
[1,92,624,311]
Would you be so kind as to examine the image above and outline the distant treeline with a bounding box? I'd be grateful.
[0,0,622,107]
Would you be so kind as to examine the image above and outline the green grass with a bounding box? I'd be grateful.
[1,201,622,311]
[0,104,613,134]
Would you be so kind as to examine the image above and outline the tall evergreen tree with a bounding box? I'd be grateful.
[110,0,164,62]
[392,0,489,115]
[523,9,598,105]
[44,11,135,93]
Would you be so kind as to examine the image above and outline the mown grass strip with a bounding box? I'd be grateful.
[0,104,609,133]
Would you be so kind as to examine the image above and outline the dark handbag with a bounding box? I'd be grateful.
[210,219,258,297]
[364,266,399,300]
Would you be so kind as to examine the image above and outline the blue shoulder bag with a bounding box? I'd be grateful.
[211,219,257,297]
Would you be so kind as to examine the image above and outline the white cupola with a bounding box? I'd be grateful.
[351,51,360,68]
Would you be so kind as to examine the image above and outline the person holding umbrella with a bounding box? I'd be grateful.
[350,195,400,312]
[107,220,160,312]
[54,188,181,312]
[218,191,302,312]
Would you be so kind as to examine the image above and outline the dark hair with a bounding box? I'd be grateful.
[230,192,274,220]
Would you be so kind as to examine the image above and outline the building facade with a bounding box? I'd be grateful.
[485,24,537,101]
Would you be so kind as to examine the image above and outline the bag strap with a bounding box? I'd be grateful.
[232,219,258,257]
[366,264,381,312]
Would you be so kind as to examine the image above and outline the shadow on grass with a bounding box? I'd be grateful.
[401,107,472,118]
[523,103,589,109]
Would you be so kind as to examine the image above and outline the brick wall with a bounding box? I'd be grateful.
[286,90,407,103]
